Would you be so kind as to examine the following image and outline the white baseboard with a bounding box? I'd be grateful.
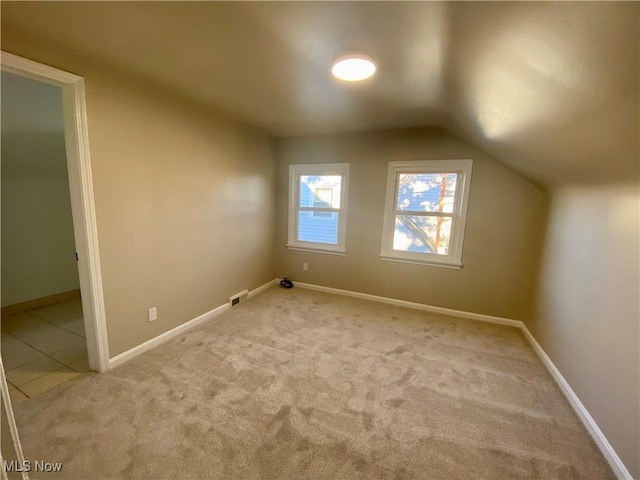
[292,280,632,480]
[109,278,278,369]
[520,326,633,480]
[292,281,522,327]
[248,278,279,298]
[109,303,230,369]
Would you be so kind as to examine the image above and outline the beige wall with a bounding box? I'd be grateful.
[5,24,636,479]
[529,184,640,477]
[2,31,276,357]
[1,72,79,307]
[275,128,546,321]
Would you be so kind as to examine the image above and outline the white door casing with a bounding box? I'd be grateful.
[1,51,110,372]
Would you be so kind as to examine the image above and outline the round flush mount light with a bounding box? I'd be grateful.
[331,54,377,82]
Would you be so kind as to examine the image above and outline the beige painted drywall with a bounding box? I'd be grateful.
[1,30,276,357]
[275,128,546,321]
[1,72,80,307]
[529,184,640,478]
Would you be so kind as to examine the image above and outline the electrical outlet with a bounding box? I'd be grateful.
[148,307,157,322]
[303,262,308,271]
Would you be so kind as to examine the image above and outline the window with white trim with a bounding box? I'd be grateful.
[380,160,472,268]
[287,163,349,255]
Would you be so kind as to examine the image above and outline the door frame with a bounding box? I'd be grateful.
[1,51,110,372]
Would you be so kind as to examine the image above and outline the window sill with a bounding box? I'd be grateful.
[379,254,462,269]
[286,244,346,256]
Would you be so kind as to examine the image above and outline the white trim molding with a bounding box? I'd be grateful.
[287,163,350,254]
[520,326,633,480]
[0,357,29,480]
[380,159,473,268]
[1,51,111,372]
[293,281,521,327]
[290,280,632,480]
[248,278,279,298]
[109,303,230,369]
[109,279,279,368]
[285,245,346,256]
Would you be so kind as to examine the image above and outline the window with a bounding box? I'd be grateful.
[312,188,334,217]
[288,163,349,254]
[380,159,472,268]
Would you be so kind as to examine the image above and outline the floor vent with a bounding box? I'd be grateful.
[229,290,249,307]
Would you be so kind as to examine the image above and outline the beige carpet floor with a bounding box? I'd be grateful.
[10,286,612,479]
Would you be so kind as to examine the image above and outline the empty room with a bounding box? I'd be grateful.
[0,2,638,480]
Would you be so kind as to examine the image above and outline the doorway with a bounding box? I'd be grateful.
[0,52,109,382]
[1,71,91,402]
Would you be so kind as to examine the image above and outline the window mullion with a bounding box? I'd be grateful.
[392,210,453,218]
[288,163,350,254]
[382,160,472,268]
[299,206,340,213]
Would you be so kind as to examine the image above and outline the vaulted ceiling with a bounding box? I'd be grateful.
[2,1,638,187]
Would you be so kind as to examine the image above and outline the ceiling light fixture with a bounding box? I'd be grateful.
[331,54,377,82]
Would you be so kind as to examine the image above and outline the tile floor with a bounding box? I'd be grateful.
[1,298,91,405]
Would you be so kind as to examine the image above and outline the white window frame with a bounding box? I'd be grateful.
[311,187,335,218]
[287,163,349,255]
[380,159,473,268]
